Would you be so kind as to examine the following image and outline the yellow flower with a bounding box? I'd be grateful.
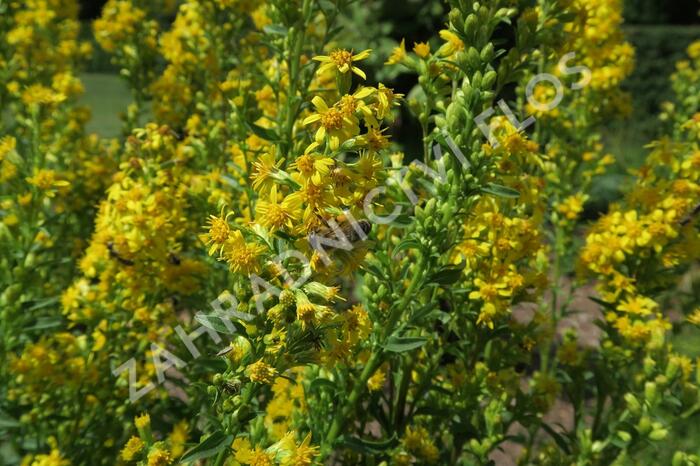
[121,436,144,461]
[203,207,234,256]
[303,96,360,150]
[247,360,277,384]
[617,295,657,316]
[147,448,171,466]
[556,193,587,222]
[438,29,464,57]
[367,367,386,391]
[26,169,70,195]
[134,413,151,430]
[21,84,66,105]
[290,152,335,185]
[0,136,16,160]
[385,39,406,65]
[413,42,431,58]
[255,185,301,232]
[313,48,371,79]
[251,151,283,194]
[223,230,266,275]
[29,449,70,466]
[279,432,320,466]
[688,308,700,326]
[167,421,188,458]
[469,278,510,302]
[375,84,403,120]
[232,439,275,465]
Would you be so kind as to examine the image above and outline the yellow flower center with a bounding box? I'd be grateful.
[295,154,315,174]
[263,204,288,229]
[209,217,230,244]
[320,108,343,130]
[479,283,498,301]
[330,49,353,68]
[338,95,357,115]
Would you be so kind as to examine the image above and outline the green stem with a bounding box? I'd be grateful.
[392,356,415,431]
[323,351,383,454]
[385,254,425,334]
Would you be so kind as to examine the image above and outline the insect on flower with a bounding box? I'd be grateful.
[307,214,372,250]
[107,241,134,266]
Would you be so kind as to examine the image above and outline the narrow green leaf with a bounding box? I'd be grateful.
[481,183,520,199]
[393,238,420,257]
[341,434,398,454]
[195,313,244,336]
[247,123,279,142]
[180,432,233,463]
[25,316,63,332]
[385,336,428,353]
[308,377,336,395]
[540,423,571,454]
[430,264,464,285]
[263,25,287,36]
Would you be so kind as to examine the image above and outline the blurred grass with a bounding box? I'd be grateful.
[80,73,129,137]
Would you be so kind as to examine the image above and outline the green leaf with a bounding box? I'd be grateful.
[341,434,398,454]
[362,262,386,279]
[391,214,414,226]
[0,412,20,429]
[393,238,421,257]
[25,316,63,332]
[262,25,287,36]
[195,313,244,336]
[180,431,233,463]
[247,123,279,142]
[481,183,520,199]
[385,336,428,353]
[308,377,336,395]
[540,423,571,454]
[588,296,617,311]
[430,264,464,285]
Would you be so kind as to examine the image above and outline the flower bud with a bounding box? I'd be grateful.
[637,416,652,435]
[624,393,641,414]
[467,47,481,70]
[644,381,657,404]
[483,70,497,89]
[649,428,668,441]
[666,359,680,380]
[480,43,494,62]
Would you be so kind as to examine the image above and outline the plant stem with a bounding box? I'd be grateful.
[323,350,383,454]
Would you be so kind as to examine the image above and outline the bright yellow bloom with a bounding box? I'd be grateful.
[303,96,359,150]
[617,295,657,316]
[279,432,320,466]
[251,151,283,194]
[438,29,464,57]
[26,169,70,194]
[313,48,371,79]
[367,367,386,391]
[290,152,335,186]
[121,436,144,461]
[134,413,151,429]
[223,230,266,275]
[147,448,171,466]
[203,207,234,256]
[255,185,301,232]
[247,360,277,384]
[385,39,406,65]
[413,42,431,58]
